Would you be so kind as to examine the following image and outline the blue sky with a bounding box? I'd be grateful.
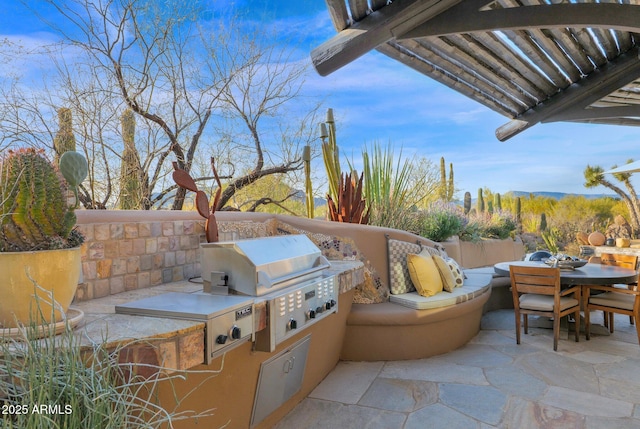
[3,0,640,198]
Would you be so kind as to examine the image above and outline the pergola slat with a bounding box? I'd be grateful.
[325,0,350,32]
[446,33,547,102]
[472,32,558,97]
[378,42,521,117]
[501,29,570,89]
[521,28,583,82]
[349,0,369,22]
[416,37,533,109]
[542,28,595,76]
[370,0,387,12]
[569,28,607,67]
[407,39,528,113]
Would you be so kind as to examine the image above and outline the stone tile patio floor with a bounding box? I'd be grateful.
[275,310,640,429]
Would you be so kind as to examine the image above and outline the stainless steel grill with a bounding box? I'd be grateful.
[200,234,332,296]
[201,235,338,352]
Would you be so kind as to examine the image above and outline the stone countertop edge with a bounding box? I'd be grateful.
[72,260,364,372]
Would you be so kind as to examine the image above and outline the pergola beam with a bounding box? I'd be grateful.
[311,0,463,76]
[400,2,640,39]
[496,48,640,141]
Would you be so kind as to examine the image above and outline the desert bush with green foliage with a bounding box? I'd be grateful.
[459,210,517,241]
[415,202,466,242]
[411,202,518,243]
[1,313,216,428]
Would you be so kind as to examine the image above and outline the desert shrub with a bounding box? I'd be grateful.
[416,201,466,242]
[1,313,217,428]
[460,210,517,241]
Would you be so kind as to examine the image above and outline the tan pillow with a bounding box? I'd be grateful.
[432,254,456,292]
[407,252,443,297]
[433,255,465,290]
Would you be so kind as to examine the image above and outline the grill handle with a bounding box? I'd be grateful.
[257,256,331,290]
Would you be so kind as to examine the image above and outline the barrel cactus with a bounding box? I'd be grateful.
[0,148,87,252]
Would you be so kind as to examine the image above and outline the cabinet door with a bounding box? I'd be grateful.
[251,335,311,427]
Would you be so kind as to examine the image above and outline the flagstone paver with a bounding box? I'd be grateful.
[275,310,640,429]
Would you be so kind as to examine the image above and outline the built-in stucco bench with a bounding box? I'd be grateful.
[340,238,494,361]
[464,266,513,313]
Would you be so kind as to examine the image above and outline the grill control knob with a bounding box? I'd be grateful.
[325,301,332,310]
[229,325,241,340]
[216,334,228,344]
[316,306,323,314]
[307,309,316,319]
[329,299,336,308]
[288,318,298,330]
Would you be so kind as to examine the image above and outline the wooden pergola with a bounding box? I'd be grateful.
[311,0,640,141]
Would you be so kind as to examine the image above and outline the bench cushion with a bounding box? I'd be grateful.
[389,272,492,310]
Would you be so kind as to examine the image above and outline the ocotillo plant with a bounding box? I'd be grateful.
[463,191,471,214]
[53,107,76,166]
[303,144,314,218]
[0,148,87,251]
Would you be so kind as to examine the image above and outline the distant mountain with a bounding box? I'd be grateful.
[291,190,327,206]
[504,191,620,200]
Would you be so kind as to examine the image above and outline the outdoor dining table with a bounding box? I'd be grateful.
[494,260,638,286]
[494,260,638,335]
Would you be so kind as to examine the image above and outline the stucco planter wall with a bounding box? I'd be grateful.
[441,236,526,268]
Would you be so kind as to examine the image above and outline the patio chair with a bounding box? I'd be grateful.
[510,265,581,351]
[584,253,640,345]
[595,253,638,330]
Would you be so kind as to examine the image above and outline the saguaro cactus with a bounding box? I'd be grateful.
[463,191,471,214]
[0,148,87,251]
[515,197,522,232]
[494,193,502,211]
[319,108,341,206]
[439,157,447,201]
[477,188,485,213]
[119,109,143,209]
[540,212,548,232]
[53,107,76,166]
[447,162,454,202]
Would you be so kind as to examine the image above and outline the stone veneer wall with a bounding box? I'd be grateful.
[74,212,206,301]
[74,210,527,304]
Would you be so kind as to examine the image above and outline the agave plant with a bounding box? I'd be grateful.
[326,171,370,224]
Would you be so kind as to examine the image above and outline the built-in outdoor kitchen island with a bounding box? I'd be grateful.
[74,247,363,429]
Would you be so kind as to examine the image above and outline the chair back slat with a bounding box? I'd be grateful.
[600,253,638,270]
[510,266,560,296]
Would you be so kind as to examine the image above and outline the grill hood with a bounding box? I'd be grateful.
[200,234,331,296]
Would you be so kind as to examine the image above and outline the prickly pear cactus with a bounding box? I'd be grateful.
[59,150,88,208]
[0,148,85,251]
